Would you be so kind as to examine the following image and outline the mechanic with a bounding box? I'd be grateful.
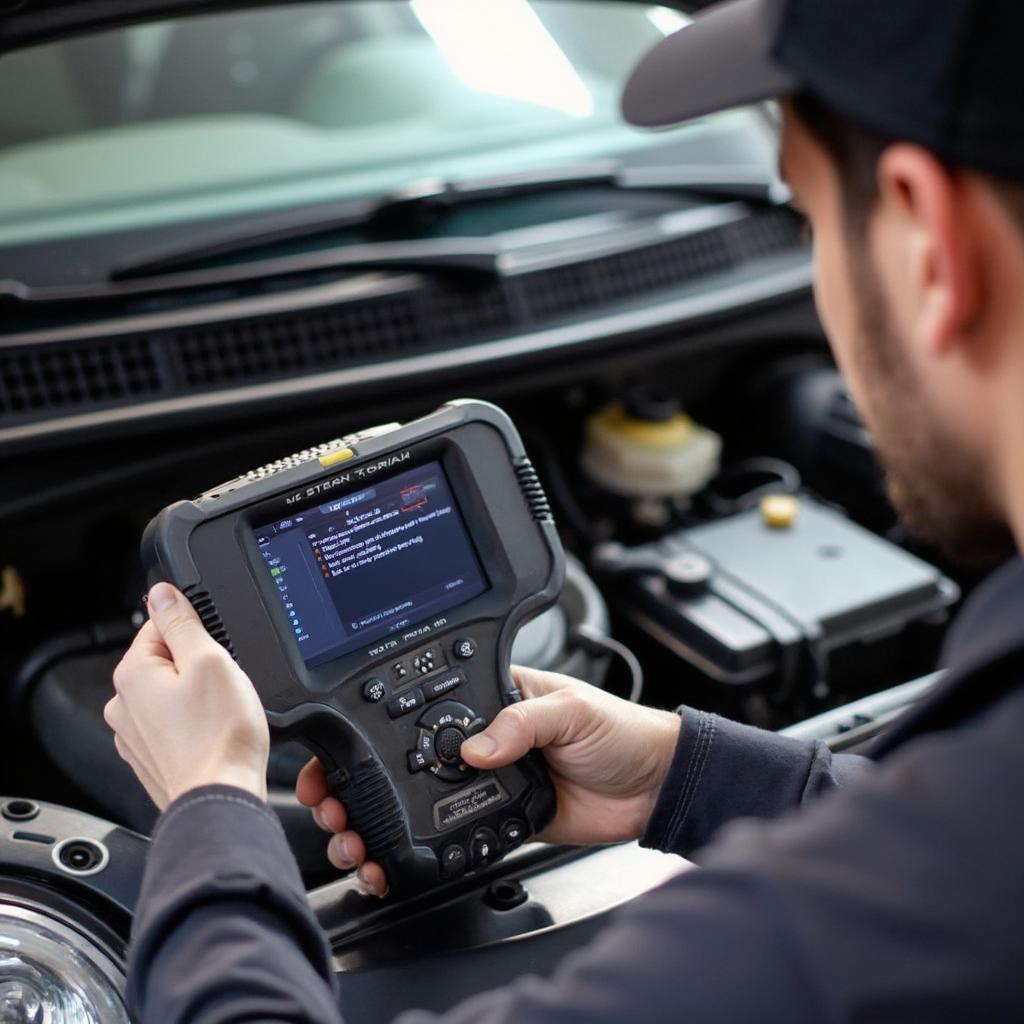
[104,0,1024,1020]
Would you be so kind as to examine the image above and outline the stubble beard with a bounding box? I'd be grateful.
[846,247,1015,565]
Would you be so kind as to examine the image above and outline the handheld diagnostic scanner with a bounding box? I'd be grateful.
[142,401,562,895]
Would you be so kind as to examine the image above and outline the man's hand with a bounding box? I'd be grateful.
[296,666,682,897]
[104,582,270,811]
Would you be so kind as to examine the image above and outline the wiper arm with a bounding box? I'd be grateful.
[110,225,501,283]
[0,237,501,306]
[384,160,790,210]
[110,159,787,284]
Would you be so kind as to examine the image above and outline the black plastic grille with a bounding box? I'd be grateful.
[173,292,425,389]
[334,757,406,857]
[185,588,235,655]
[517,209,798,322]
[0,336,162,416]
[720,207,803,262]
[514,456,554,523]
[0,209,802,428]
[519,227,732,320]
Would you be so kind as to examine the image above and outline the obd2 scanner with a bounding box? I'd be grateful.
[142,401,562,895]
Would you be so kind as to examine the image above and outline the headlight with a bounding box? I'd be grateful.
[0,904,129,1024]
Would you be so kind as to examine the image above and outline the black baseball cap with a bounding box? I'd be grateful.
[622,0,1024,181]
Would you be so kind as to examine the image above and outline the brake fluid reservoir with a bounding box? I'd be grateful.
[581,393,721,500]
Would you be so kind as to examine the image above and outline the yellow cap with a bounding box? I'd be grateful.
[589,402,696,449]
[318,447,355,469]
[760,493,800,529]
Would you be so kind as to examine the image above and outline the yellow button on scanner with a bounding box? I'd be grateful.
[760,493,800,530]
[318,447,355,469]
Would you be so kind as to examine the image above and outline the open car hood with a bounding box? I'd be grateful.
[0,0,695,53]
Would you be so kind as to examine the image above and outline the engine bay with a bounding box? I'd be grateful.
[0,326,979,1019]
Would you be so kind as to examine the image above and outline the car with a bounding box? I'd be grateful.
[0,3,965,1021]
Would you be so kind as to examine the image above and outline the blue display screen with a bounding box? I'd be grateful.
[254,461,488,668]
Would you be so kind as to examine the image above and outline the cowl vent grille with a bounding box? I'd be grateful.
[0,337,161,417]
[519,228,732,320]
[0,209,802,431]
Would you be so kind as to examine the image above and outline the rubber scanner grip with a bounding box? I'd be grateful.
[327,758,408,887]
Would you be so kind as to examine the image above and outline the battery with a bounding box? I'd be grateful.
[615,496,959,694]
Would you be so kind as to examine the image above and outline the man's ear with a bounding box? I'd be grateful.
[875,144,980,356]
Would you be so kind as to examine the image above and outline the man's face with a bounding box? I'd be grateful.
[779,104,1013,563]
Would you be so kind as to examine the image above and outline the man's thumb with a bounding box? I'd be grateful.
[147,582,215,664]
[461,693,569,767]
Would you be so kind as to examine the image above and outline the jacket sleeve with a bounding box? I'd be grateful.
[640,707,869,857]
[125,714,868,1024]
[126,785,342,1024]
[397,689,1024,1024]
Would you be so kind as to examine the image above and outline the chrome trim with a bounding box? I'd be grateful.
[0,903,126,984]
[50,837,111,878]
[0,257,813,448]
[310,841,689,968]
[781,674,942,743]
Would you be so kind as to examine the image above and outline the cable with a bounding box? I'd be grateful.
[570,624,644,704]
[701,456,802,518]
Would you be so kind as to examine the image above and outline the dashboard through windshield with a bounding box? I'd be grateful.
[0,1,770,254]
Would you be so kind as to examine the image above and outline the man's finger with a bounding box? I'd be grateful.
[356,861,388,899]
[146,582,221,667]
[461,689,580,768]
[114,624,173,691]
[128,620,173,663]
[327,830,365,871]
[510,665,580,700]
[103,695,124,731]
[296,757,330,807]
[314,797,347,834]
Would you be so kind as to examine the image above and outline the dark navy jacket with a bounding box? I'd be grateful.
[127,558,1024,1022]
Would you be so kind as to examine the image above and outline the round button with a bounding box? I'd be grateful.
[440,844,467,878]
[434,726,466,765]
[470,827,499,867]
[500,819,526,849]
[362,678,387,703]
[453,637,476,660]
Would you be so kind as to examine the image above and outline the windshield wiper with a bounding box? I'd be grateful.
[110,159,788,283]
[0,237,502,306]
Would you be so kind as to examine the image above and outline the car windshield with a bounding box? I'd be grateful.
[0,1,768,250]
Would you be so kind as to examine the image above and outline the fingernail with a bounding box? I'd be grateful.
[330,835,355,869]
[357,868,387,899]
[312,806,328,831]
[462,733,497,758]
[148,583,176,613]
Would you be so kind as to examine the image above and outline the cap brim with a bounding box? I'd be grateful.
[622,0,798,128]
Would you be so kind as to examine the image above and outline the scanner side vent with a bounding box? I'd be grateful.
[185,588,235,656]
[513,457,554,523]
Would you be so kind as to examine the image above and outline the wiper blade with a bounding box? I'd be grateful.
[390,160,789,208]
[110,159,787,284]
[0,237,501,306]
[110,226,501,283]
